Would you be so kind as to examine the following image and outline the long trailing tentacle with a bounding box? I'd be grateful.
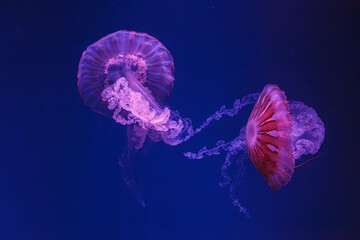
[119,125,148,207]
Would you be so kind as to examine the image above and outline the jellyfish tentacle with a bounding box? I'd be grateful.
[219,151,234,187]
[118,125,148,207]
[184,139,233,159]
[172,92,260,148]
[184,93,260,141]
[119,149,145,207]
[229,152,250,217]
[229,183,249,217]
[184,125,247,160]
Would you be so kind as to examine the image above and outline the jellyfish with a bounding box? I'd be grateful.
[78,30,215,206]
[78,30,182,206]
[184,84,325,215]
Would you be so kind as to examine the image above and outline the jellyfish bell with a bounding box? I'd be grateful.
[245,84,325,191]
[77,30,185,147]
[245,84,294,191]
[78,30,175,110]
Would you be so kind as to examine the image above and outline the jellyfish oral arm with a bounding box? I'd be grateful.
[124,69,163,114]
[289,101,325,159]
[101,76,185,142]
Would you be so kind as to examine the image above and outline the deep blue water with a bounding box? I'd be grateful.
[1,0,359,239]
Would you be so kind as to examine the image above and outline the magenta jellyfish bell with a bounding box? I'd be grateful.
[245,85,294,191]
[245,85,325,191]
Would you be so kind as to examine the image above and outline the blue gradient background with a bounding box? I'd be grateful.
[1,0,359,239]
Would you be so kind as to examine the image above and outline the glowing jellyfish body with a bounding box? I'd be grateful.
[245,85,294,191]
[185,84,325,215]
[78,30,185,146]
[78,30,188,206]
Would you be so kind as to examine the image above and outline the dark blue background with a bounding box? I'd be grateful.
[1,0,359,239]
